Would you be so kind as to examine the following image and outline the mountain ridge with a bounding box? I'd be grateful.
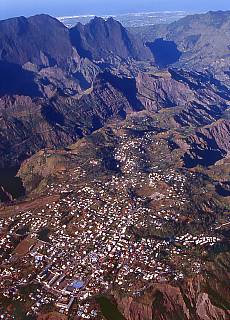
[129,10,230,85]
[70,16,153,62]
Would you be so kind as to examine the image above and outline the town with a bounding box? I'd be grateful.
[0,129,227,319]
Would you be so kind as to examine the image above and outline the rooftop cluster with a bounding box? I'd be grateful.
[0,130,226,318]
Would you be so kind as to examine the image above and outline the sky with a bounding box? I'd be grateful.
[0,0,230,20]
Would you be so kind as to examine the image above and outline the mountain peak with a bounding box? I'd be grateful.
[0,14,72,67]
[90,16,106,23]
[28,13,65,25]
[70,16,152,61]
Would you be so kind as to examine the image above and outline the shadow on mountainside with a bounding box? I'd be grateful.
[147,38,182,68]
[0,61,41,97]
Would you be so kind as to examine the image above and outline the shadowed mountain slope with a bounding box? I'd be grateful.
[0,14,73,68]
[130,11,230,84]
[70,16,153,62]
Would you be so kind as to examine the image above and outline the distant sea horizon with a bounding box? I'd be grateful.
[57,10,204,28]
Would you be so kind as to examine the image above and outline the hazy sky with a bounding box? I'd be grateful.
[0,0,230,20]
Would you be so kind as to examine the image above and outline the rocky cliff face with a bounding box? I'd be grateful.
[114,267,230,320]
[175,119,230,167]
[0,68,229,169]
[0,14,73,68]
[0,71,139,168]
[70,17,153,63]
[114,251,230,320]
[0,14,102,99]
[136,69,229,126]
